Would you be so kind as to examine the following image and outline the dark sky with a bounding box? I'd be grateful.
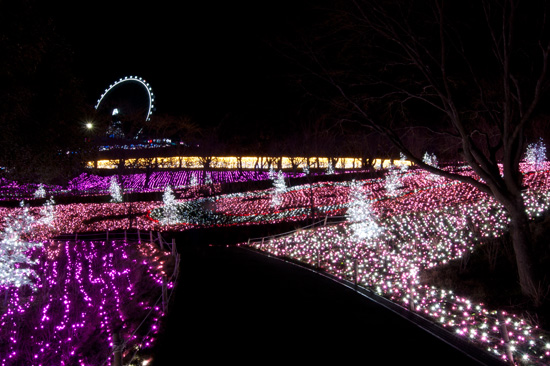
[49,1,320,129]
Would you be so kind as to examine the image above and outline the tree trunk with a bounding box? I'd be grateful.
[507,204,542,305]
[112,331,122,366]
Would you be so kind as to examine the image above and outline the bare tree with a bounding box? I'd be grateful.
[294,0,550,304]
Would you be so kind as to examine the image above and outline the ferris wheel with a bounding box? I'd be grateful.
[95,76,155,121]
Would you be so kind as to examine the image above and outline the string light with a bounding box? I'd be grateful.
[384,166,402,197]
[326,161,335,175]
[1,163,550,364]
[241,165,550,366]
[271,170,287,207]
[109,176,123,203]
[0,201,42,289]
[33,183,46,199]
[0,238,172,365]
[524,138,547,171]
[161,186,179,225]
[346,180,384,242]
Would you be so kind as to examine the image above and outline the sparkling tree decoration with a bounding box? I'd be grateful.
[38,196,56,227]
[189,174,198,187]
[326,161,334,175]
[109,176,123,203]
[0,202,42,289]
[33,184,46,198]
[422,152,441,181]
[385,167,401,197]
[303,164,310,175]
[423,151,438,167]
[161,185,179,225]
[524,138,547,171]
[346,180,384,241]
[271,170,287,207]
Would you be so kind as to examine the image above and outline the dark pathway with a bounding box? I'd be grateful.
[151,241,504,365]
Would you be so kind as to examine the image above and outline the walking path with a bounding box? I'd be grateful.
[151,242,504,365]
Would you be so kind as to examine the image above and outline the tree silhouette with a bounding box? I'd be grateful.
[291,0,550,304]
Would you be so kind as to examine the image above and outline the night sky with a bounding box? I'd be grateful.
[49,0,320,129]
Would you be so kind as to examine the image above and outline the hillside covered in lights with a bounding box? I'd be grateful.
[1,160,550,365]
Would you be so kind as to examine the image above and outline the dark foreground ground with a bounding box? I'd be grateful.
[150,230,506,366]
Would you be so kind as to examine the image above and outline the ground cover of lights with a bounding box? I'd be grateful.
[241,165,550,366]
[2,163,550,364]
[0,164,544,236]
[0,169,310,201]
[0,237,174,366]
[0,173,381,238]
[146,166,451,227]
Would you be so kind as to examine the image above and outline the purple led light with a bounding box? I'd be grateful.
[0,239,172,366]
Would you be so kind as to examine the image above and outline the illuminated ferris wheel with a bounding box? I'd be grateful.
[95,76,155,122]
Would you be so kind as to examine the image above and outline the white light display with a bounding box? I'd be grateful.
[271,170,287,207]
[33,183,46,198]
[423,152,441,181]
[2,164,550,364]
[326,161,335,175]
[243,167,550,366]
[0,202,42,289]
[423,152,438,167]
[385,167,401,197]
[346,180,384,241]
[524,138,547,171]
[38,196,56,227]
[161,185,179,225]
[109,176,123,203]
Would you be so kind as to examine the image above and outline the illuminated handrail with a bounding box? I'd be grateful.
[247,214,347,246]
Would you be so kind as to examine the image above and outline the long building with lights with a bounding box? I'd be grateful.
[87,155,410,171]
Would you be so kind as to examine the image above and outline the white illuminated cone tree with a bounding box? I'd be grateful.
[271,170,286,207]
[33,183,46,198]
[326,161,334,175]
[0,202,42,289]
[38,197,56,227]
[385,167,401,197]
[422,152,441,181]
[109,176,123,203]
[162,185,179,225]
[524,138,547,171]
[346,180,384,242]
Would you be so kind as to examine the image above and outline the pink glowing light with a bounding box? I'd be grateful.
[0,238,173,365]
